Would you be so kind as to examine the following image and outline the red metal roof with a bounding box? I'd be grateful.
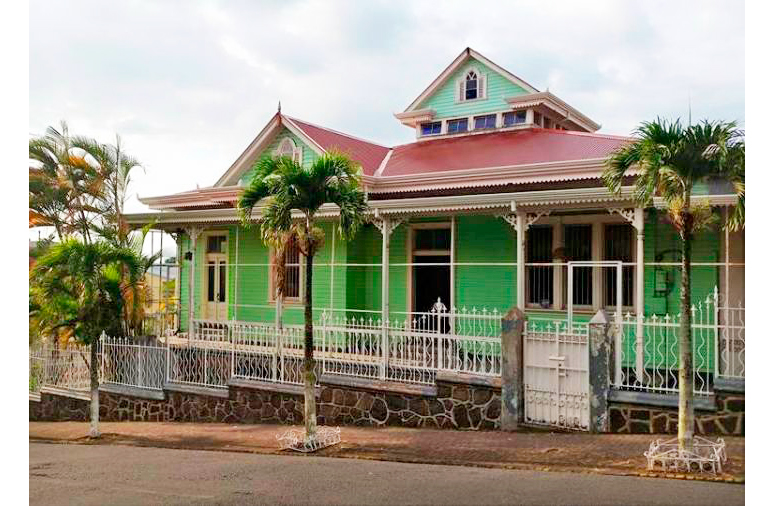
[286,116,390,176]
[381,128,630,177]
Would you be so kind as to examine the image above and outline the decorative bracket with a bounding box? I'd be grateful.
[372,217,407,237]
[607,208,644,232]
[184,226,204,242]
[496,210,551,232]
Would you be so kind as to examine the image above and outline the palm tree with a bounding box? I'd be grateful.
[603,119,744,450]
[238,153,368,442]
[31,239,146,437]
[29,122,106,242]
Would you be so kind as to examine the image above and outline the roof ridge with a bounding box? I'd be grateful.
[539,128,633,141]
[284,115,389,149]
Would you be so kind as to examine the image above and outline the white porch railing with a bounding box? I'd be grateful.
[29,344,91,393]
[613,287,744,397]
[718,302,744,379]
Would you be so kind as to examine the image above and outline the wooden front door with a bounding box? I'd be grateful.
[203,234,228,321]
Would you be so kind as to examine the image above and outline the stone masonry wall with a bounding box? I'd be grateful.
[30,380,501,430]
[609,392,744,436]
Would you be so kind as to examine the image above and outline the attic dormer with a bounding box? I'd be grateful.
[395,48,601,140]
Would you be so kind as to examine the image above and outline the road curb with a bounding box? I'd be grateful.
[29,436,744,484]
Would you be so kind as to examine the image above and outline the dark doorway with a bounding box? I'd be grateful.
[412,255,451,314]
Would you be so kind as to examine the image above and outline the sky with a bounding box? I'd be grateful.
[29,0,745,220]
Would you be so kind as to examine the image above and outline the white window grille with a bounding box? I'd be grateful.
[456,68,486,102]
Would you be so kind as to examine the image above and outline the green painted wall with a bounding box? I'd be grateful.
[419,57,529,120]
[238,126,319,186]
[454,215,517,311]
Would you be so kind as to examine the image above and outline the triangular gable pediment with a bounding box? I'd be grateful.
[401,48,540,114]
[215,114,324,187]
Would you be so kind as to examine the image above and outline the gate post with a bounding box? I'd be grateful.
[500,307,526,431]
[589,309,613,433]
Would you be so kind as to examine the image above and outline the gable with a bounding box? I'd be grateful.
[418,57,531,120]
[238,127,318,186]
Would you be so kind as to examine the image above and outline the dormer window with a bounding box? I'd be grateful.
[276,137,302,163]
[465,71,478,100]
[420,121,442,136]
[457,68,487,102]
[446,118,469,134]
[503,110,527,127]
[474,114,496,130]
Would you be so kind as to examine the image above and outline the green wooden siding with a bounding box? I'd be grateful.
[178,210,722,360]
[238,126,319,186]
[419,57,529,120]
[454,215,517,311]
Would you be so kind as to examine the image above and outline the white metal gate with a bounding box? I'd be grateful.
[524,320,590,430]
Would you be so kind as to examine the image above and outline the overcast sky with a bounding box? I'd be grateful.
[30,0,744,217]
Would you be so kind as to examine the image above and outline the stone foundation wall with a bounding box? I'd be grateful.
[30,379,501,430]
[609,392,744,435]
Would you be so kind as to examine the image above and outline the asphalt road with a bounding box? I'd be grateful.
[30,443,743,505]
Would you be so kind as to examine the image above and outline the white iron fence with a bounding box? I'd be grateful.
[100,335,166,390]
[613,287,744,397]
[29,344,91,393]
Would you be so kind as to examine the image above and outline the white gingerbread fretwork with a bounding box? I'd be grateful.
[496,210,551,231]
[372,217,407,237]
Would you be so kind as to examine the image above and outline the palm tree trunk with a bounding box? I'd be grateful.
[678,208,694,450]
[303,232,317,442]
[89,340,100,438]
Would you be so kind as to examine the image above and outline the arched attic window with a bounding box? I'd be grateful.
[458,68,486,102]
[276,137,302,163]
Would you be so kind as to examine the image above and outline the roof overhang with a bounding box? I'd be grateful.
[125,186,638,230]
[506,91,602,132]
[652,194,740,208]
[394,109,436,128]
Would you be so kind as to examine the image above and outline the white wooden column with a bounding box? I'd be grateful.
[374,215,404,379]
[515,212,526,311]
[608,207,645,378]
[185,226,203,339]
[498,210,550,311]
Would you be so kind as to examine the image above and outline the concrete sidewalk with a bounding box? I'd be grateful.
[29,422,744,482]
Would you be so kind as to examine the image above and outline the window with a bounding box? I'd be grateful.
[474,114,496,130]
[503,111,527,127]
[543,117,553,129]
[533,112,542,126]
[564,225,593,306]
[604,224,634,307]
[465,71,478,100]
[272,238,302,300]
[457,69,486,102]
[527,226,554,307]
[420,121,442,136]
[414,228,451,251]
[206,235,226,254]
[276,137,302,163]
[446,118,468,134]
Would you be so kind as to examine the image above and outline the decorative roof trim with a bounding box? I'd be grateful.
[126,186,637,228]
[401,48,539,114]
[213,114,327,188]
[393,109,436,127]
[506,91,602,132]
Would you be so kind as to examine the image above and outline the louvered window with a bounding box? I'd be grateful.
[276,137,302,163]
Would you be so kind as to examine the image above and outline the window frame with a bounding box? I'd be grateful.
[473,114,497,130]
[420,121,442,136]
[503,110,527,127]
[446,117,469,134]
[268,239,305,303]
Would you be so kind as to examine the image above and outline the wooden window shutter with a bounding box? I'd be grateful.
[478,73,487,99]
[457,79,465,102]
[293,146,302,164]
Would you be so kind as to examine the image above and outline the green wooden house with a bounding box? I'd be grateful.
[127,48,744,341]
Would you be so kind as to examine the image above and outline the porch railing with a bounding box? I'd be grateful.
[612,287,744,397]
